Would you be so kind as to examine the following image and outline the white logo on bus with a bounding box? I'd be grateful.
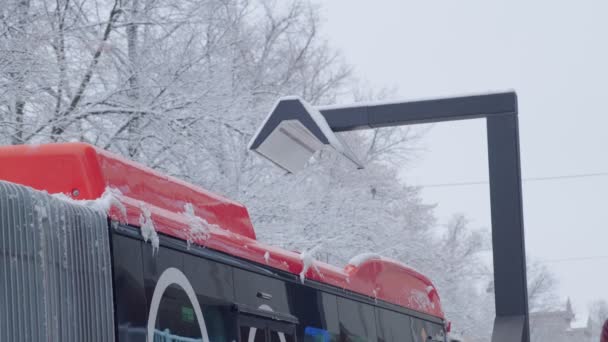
[146,267,210,342]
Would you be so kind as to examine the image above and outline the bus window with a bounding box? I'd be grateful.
[270,330,295,342]
[410,317,444,342]
[240,326,265,342]
[239,316,296,342]
[410,318,428,342]
[375,308,413,342]
[202,306,234,342]
[113,235,148,341]
[423,320,445,342]
[155,284,204,340]
[337,296,377,342]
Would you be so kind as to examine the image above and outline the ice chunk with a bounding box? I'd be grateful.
[182,203,213,249]
[264,251,270,264]
[299,244,323,283]
[347,252,382,267]
[139,205,159,254]
[52,187,126,220]
[34,204,48,219]
[349,252,424,275]
[407,289,435,311]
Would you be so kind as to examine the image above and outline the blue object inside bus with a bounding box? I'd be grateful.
[304,327,330,342]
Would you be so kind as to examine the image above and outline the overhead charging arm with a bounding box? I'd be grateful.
[250,91,529,342]
[320,92,529,342]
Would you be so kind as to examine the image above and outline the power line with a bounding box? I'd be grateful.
[414,173,608,266]
[539,255,608,264]
[421,180,487,188]
[419,171,608,188]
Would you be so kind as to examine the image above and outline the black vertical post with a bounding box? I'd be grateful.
[487,113,530,342]
[320,92,530,342]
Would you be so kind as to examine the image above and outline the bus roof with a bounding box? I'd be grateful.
[0,142,444,319]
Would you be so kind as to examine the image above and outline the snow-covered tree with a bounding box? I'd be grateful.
[527,259,560,312]
[0,2,559,342]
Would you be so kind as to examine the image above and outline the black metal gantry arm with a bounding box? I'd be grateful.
[249,91,529,342]
[320,92,529,342]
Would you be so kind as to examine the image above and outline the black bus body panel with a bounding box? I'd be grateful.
[110,224,445,342]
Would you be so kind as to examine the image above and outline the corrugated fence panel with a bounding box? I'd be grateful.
[0,180,115,341]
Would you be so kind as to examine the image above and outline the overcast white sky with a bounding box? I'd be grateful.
[318,0,608,323]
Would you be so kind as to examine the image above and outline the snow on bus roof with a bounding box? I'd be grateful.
[348,252,382,267]
[0,142,445,319]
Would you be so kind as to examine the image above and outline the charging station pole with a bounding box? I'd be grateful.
[251,91,529,342]
[320,92,529,342]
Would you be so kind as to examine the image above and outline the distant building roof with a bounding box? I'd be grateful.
[530,298,591,342]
